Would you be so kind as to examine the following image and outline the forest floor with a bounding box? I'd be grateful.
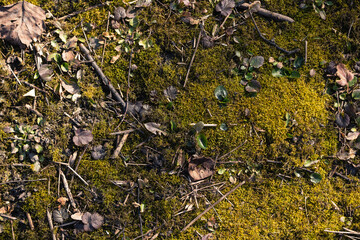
[1,0,360,239]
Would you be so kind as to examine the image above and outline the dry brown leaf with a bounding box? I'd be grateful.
[71,212,83,221]
[144,122,167,136]
[346,132,360,141]
[38,64,53,81]
[61,80,81,95]
[336,63,354,87]
[65,36,78,49]
[188,156,215,181]
[110,54,120,64]
[73,129,93,146]
[0,1,46,48]
[62,50,75,62]
[57,197,69,206]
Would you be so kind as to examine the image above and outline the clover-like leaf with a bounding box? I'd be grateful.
[164,86,178,101]
[91,145,106,160]
[73,129,93,146]
[53,208,69,224]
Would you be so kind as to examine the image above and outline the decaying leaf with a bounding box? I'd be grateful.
[62,50,75,62]
[178,0,191,7]
[337,148,356,160]
[65,36,78,49]
[346,132,360,141]
[38,64,53,81]
[110,54,120,64]
[71,212,83,221]
[336,63,354,87]
[61,80,81,95]
[73,129,93,146]
[114,6,127,21]
[0,1,46,48]
[91,145,106,160]
[188,156,215,181]
[144,122,167,136]
[215,0,235,17]
[245,80,261,93]
[164,86,178,101]
[53,208,69,223]
[335,112,350,128]
[75,212,104,232]
[309,69,316,77]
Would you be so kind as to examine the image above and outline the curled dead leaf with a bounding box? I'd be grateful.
[346,132,360,141]
[38,64,53,81]
[215,0,235,17]
[188,156,215,181]
[336,63,354,87]
[57,197,69,206]
[0,1,46,48]
[62,50,75,62]
[144,122,167,136]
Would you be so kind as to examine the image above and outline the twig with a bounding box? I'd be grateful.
[237,3,295,23]
[59,170,77,210]
[53,161,89,186]
[219,12,231,30]
[22,81,48,94]
[249,12,299,55]
[0,178,47,185]
[218,140,248,160]
[80,20,93,53]
[137,179,144,240]
[79,43,126,109]
[11,220,15,240]
[110,129,136,135]
[324,229,360,235]
[7,64,21,85]
[101,11,111,68]
[112,133,129,159]
[180,181,245,232]
[25,104,43,117]
[71,145,88,184]
[64,112,81,127]
[189,123,217,127]
[58,2,109,21]
[26,212,35,230]
[46,208,57,240]
[304,40,308,64]
[0,214,17,220]
[183,25,202,87]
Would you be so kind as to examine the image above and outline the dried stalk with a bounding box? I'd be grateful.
[46,208,57,240]
[181,181,245,232]
[59,170,77,210]
[183,26,202,87]
[112,133,129,158]
[79,43,126,109]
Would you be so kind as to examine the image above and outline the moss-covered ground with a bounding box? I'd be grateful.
[1,0,360,239]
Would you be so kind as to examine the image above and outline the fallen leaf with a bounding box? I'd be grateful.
[71,212,83,221]
[62,50,75,62]
[215,0,235,17]
[110,54,120,64]
[73,129,93,146]
[65,36,78,49]
[164,86,178,101]
[188,156,215,181]
[38,64,53,81]
[335,112,350,128]
[0,1,46,48]
[61,80,81,95]
[309,69,316,77]
[245,80,261,93]
[178,0,191,7]
[114,6,126,21]
[136,0,152,8]
[346,132,360,141]
[23,89,36,97]
[144,122,167,136]
[53,208,69,223]
[336,63,354,87]
[91,145,106,160]
[337,148,356,160]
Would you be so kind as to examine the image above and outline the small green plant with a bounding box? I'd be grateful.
[214,85,229,105]
[270,55,302,78]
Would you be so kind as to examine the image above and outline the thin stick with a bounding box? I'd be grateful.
[183,26,202,87]
[64,112,81,127]
[219,12,231,30]
[79,43,126,109]
[218,140,247,160]
[59,170,77,210]
[71,145,88,184]
[26,212,35,230]
[238,3,295,22]
[112,133,129,158]
[137,179,144,240]
[53,162,89,186]
[249,12,299,55]
[46,208,57,240]
[101,11,111,68]
[180,181,245,232]
[25,104,43,117]
[22,81,48,94]
[0,178,47,185]
[80,20,93,53]
[7,64,21,85]
[324,230,360,235]
[305,40,308,64]
[11,220,15,240]
[58,2,109,21]
[110,129,136,135]
[0,214,17,220]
